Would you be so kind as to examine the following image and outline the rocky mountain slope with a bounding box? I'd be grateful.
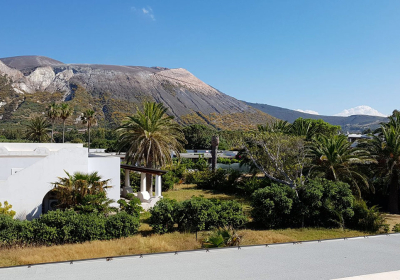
[0,56,274,129]
[246,102,387,133]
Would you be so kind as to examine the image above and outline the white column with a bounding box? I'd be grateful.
[140,172,147,192]
[125,170,130,188]
[155,175,162,198]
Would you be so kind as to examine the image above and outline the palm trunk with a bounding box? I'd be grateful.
[51,121,54,143]
[88,124,90,152]
[146,155,153,195]
[62,119,65,143]
[388,171,399,214]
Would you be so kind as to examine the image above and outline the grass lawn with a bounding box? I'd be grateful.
[0,184,394,268]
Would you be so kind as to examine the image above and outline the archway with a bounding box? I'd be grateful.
[42,190,58,214]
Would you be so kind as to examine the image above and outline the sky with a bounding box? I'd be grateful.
[1,0,399,116]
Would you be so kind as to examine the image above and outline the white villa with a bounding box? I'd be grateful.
[0,143,164,220]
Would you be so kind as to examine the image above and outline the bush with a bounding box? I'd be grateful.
[149,199,178,234]
[196,169,242,194]
[118,197,143,217]
[0,209,141,246]
[105,212,140,239]
[298,179,354,228]
[162,171,180,191]
[149,197,247,234]
[392,224,400,233]
[0,201,16,218]
[203,227,242,248]
[251,184,298,228]
[346,199,386,232]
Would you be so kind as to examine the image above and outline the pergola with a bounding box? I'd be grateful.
[120,164,167,202]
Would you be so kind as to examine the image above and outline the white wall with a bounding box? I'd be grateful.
[0,147,88,220]
[0,157,43,180]
[88,156,121,207]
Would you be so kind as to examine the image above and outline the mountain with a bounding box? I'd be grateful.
[0,56,274,130]
[246,102,387,133]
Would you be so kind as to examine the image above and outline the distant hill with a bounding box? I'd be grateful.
[0,56,275,130]
[246,102,387,133]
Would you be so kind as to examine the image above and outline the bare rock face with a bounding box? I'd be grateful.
[0,55,275,128]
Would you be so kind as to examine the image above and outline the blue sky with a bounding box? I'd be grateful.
[1,0,399,116]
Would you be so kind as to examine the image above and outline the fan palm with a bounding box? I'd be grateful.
[116,102,186,191]
[52,171,111,210]
[25,116,51,142]
[47,103,60,143]
[369,125,400,213]
[308,134,373,197]
[81,109,97,152]
[59,103,73,143]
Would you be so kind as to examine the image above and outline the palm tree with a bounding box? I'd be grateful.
[59,103,73,143]
[369,125,400,213]
[257,120,291,134]
[47,103,60,143]
[25,115,51,142]
[81,109,97,152]
[308,134,373,197]
[116,102,186,192]
[52,171,111,210]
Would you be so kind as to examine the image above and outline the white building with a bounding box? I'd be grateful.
[0,143,120,220]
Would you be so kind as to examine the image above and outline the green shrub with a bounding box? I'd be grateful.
[0,209,141,246]
[118,197,143,217]
[346,200,386,232]
[203,227,242,248]
[149,199,178,234]
[105,212,140,239]
[392,224,400,233]
[298,179,354,228]
[149,197,247,234]
[251,184,298,228]
[177,197,217,232]
[162,171,180,191]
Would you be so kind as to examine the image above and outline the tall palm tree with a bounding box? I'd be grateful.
[59,103,73,143]
[369,125,400,213]
[116,102,186,192]
[308,134,373,197]
[47,103,60,143]
[81,109,97,152]
[25,115,51,143]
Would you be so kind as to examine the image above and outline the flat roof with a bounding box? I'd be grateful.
[120,164,167,175]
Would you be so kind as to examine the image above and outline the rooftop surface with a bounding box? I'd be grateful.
[1,234,400,279]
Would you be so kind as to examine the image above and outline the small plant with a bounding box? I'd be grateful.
[118,197,143,217]
[393,224,400,233]
[0,201,16,218]
[203,227,242,248]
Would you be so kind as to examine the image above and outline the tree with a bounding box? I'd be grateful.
[240,131,307,190]
[81,109,97,152]
[183,124,215,149]
[116,102,186,192]
[59,103,73,143]
[47,103,60,143]
[25,115,51,142]
[308,134,373,197]
[52,171,112,211]
[369,125,400,213]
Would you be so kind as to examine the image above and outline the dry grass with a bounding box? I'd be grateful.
[0,228,366,268]
[384,214,400,231]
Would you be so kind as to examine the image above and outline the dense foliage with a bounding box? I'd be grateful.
[149,197,247,234]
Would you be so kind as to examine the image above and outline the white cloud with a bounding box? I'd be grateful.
[295,109,319,115]
[130,6,155,21]
[334,105,387,117]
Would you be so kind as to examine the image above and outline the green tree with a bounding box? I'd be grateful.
[25,115,51,142]
[59,103,73,143]
[369,125,400,213]
[81,109,97,152]
[47,103,60,143]
[308,134,372,197]
[183,124,215,149]
[116,102,186,192]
